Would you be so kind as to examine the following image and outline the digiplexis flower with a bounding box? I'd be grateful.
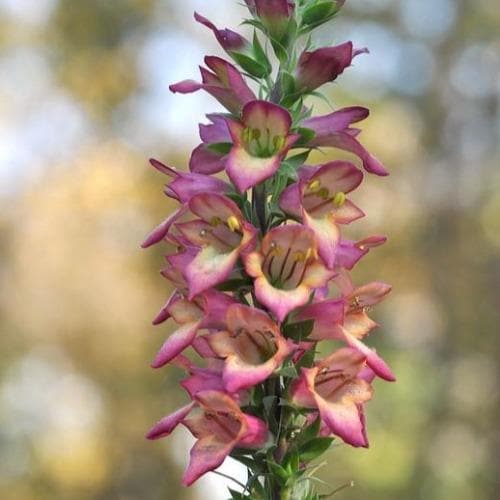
[206,304,295,392]
[176,193,257,299]
[151,289,235,368]
[296,42,367,94]
[244,224,334,322]
[280,161,365,268]
[147,390,269,485]
[290,348,373,447]
[250,0,295,42]
[170,56,256,115]
[226,100,299,192]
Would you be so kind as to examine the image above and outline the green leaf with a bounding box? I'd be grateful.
[263,395,277,416]
[207,142,233,155]
[285,150,310,169]
[296,348,316,369]
[231,52,270,78]
[277,365,298,378]
[267,461,290,485]
[302,2,336,26]
[227,488,245,500]
[297,417,321,445]
[283,319,315,341]
[216,277,253,292]
[280,71,296,97]
[252,31,270,69]
[294,127,316,146]
[299,437,334,463]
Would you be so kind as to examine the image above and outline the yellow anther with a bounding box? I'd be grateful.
[227,216,241,232]
[210,216,222,227]
[332,192,346,207]
[308,180,321,192]
[293,250,306,262]
[305,247,318,261]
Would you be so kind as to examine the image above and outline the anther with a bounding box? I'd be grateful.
[332,192,346,207]
[227,216,241,232]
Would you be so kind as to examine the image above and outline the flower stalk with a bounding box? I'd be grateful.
[143,1,394,498]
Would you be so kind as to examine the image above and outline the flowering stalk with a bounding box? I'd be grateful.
[144,1,394,498]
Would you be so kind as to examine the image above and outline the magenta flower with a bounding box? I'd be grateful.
[296,42,367,94]
[170,56,256,115]
[302,106,388,176]
[206,304,295,392]
[280,161,365,268]
[248,0,295,41]
[176,193,258,299]
[244,225,334,322]
[226,100,299,192]
[290,348,373,447]
[147,390,269,485]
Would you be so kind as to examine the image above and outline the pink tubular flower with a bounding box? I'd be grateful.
[302,106,388,176]
[226,100,299,192]
[280,161,365,269]
[206,304,295,392]
[151,289,235,368]
[141,159,230,249]
[290,348,373,447]
[147,390,269,486]
[244,225,334,322]
[170,56,256,115]
[296,42,367,93]
[176,193,257,299]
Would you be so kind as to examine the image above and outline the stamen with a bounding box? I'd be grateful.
[273,135,285,151]
[308,180,321,193]
[210,216,222,227]
[227,216,241,232]
[331,192,346,207]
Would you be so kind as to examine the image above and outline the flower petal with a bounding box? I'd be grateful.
[146,402,195,440]
[182,436,234,486]
[226,144,281,192]
[151,320,202,368]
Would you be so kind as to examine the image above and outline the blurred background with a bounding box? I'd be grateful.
[0,0,499,499]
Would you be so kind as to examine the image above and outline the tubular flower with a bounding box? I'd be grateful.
[226,100,299,192]
[244,225,334,322]
[296,42,367,94]
[151,289,235,369]
[290,348,373,447]
[170,56,256,115]
[207,304,295,392]
[280,161,365,269]
[302,106,388,176]
[147,390,269,486]
[176,193,257,299]
[251,0,295,41]
[145,2,394,495]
